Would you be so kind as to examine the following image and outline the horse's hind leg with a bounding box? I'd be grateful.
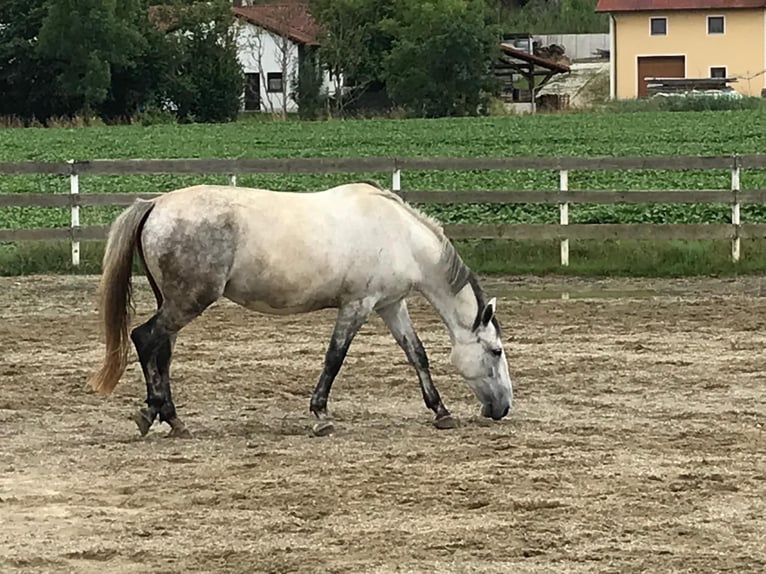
[377,300,457,429]
[130,303,206,438]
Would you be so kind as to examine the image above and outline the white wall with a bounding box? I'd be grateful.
[235,21,335,113]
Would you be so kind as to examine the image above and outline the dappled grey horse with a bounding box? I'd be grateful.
[87,181,513,437]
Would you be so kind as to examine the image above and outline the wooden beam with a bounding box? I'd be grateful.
[443,223,734,241]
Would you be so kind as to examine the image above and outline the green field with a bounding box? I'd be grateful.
[2,110,766,276]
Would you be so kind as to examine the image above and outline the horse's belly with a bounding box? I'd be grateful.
[225,293,335,315]
[222,272,340,315]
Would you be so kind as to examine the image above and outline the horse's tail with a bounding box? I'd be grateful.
[87,199,156,394]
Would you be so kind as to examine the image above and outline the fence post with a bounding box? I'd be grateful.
[68,159,80,267]
[731,155,741,263]
[228,174,237,186]
[392,162,401,194]
[559,169,569,267]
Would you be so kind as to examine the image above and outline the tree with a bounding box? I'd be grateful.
[159,1,244,122]
[37,0,147,120]
[309,0,394,115]
[293,45,325,120]
[502,0,608,34]
[0,0,72,121]
[100,0,172,122]
[383,0,500,117]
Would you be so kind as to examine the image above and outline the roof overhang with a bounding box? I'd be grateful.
[596,0,766,12]
[498,43,570,74]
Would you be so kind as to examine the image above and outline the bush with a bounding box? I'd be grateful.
[602,94,766,114]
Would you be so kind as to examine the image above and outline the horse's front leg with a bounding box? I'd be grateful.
[377,300,457,429]
[309,299,373,436]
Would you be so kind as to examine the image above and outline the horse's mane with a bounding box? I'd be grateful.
[358,180,499,333]
[359,180,473,296]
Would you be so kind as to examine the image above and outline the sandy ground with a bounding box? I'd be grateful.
[0,274,764,573]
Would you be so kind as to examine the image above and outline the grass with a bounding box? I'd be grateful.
[3,109,766,276]
[2,238,765,278]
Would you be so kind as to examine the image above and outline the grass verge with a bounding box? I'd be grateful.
[3,239,766,278]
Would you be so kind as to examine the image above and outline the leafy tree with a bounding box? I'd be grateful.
[158,1,244,122]
[0,1,71,121]
[37,0,147,120]
[503,0,608,34]
[309,0,394,114]
[100,0,171,122]
[383,0,500,117]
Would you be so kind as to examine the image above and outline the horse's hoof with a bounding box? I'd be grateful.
[312,420,335,437]
[133,409,154,437]
[433,415,459,430]
[167,425,193,439]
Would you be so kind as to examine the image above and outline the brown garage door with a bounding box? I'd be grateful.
[637,56,685,97]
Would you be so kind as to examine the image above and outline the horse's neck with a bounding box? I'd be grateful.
[418,268,478,345]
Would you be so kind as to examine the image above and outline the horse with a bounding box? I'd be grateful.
[86,181,513,438]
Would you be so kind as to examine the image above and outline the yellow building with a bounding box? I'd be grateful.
[595,0,766,98]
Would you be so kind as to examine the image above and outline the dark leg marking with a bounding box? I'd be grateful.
[378,300,456,429]
[130,314,190,438]
[309,300,373,434]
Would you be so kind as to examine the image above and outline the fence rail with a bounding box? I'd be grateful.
[1,154,764,266]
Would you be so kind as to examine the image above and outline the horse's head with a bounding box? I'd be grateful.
[449,297,513,420]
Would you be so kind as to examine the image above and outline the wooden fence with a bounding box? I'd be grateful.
[1,154,765,266]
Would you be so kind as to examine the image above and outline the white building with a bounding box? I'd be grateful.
[231,1,336,113]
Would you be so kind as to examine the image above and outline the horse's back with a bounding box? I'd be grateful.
[140,183,436,314]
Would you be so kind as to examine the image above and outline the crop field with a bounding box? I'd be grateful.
[2,110,766,228]
[3,109,766,275]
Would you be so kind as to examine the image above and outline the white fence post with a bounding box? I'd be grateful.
[731,155,741,263]
[68,159,80,267]
[228,174,237,186]
[559,169,569,267]
[392,164,401,193]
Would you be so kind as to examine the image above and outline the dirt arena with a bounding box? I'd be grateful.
[1,274,764,573]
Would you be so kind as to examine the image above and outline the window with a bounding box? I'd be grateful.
[710,67,727,79]
[708,16,724,34]
[267,72,283,93]
[650,17,667,36]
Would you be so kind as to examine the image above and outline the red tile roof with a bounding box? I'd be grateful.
[232,2,320,45]
[596,0,766,11]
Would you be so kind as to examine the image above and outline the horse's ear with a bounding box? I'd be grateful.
[480,297,496,328]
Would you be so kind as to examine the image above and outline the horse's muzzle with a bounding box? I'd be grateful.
[481,402,510,421]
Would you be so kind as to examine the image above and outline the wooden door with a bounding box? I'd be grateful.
[637,56,685,97]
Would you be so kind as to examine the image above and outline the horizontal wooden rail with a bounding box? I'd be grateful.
[0,153,751,176]
[4,188,766,208]
[401,189,745,204]
[0,161,71,175]
[6,222,766,244]
[444,223,755,241]
[0,227,71,241]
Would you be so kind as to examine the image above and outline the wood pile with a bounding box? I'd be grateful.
[533,42,571,65]
[646,77,738,96]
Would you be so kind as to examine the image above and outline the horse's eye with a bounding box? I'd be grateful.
[491,348,502,357]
